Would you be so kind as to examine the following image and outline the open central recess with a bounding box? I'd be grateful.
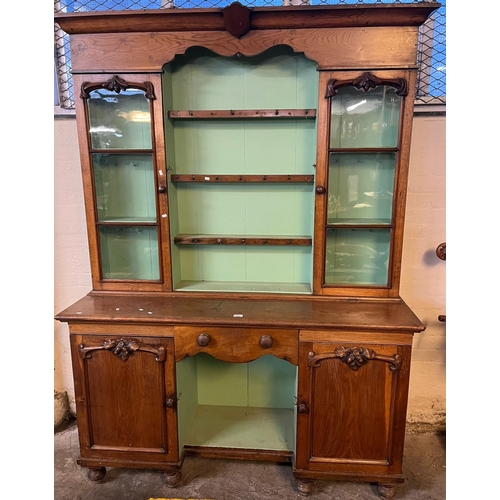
[176,353,297,455]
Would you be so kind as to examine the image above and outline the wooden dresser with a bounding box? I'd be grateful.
[55,3,439,498]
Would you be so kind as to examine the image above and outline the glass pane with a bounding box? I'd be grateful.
[325,228,390,286]
[99,226,159,280]
[330,86,402,148]
[93,153,156,222]
[88,87,152,149]
[328,153,395,224]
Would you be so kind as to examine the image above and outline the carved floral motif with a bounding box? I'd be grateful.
[325,72,408,98]
[308,347,402,372]
[102,338,140,361]
[78,339,166,362]
[334,346,376,370]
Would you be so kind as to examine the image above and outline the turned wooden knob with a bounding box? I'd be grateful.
[165,398,176,408]
[297,403,308,414]
[315,185,325,194]
[197,333,211,347]
[259,335,274,349]
[158,185,167,193]
[436,242,446,260]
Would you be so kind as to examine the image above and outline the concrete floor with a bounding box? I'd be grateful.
[54,420,445,500]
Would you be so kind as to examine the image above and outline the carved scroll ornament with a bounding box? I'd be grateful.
[308,346,401,372]
[79,338,166,362]
[80,75,156,100]
[325,72,408,98]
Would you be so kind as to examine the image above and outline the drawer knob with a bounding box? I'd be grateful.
[197,333,211,347]
[259,335,274,349]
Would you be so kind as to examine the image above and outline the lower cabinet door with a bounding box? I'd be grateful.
[295,333,413,478]
[70,334,179,464]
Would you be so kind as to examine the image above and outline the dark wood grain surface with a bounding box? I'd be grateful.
[174,325,299,364]
[70,335,179,464]
[56,294,424,332]
[55,4,439,35]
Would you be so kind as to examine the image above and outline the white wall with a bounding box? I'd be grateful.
[54,114,446,430]
[401,115,446,431]
[54,119,92,400]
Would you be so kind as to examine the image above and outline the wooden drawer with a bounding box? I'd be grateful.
[174,326,298,365]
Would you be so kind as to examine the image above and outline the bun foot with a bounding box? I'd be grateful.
[296,479,314,496]
[377,483,396,499]
[87,467,106,482]
[165,470,182,488]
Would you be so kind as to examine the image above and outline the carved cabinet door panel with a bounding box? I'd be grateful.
[295,334,412,478]
[70,334,179,464]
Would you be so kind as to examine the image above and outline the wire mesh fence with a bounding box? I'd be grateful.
[54,0,446,110]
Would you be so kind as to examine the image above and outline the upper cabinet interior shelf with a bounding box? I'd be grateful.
[170,174,314,183]
[167,109,316,119]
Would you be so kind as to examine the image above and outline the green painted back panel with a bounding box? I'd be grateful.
[176,184,312,234]
[178,246,311,284]
[173,120,316,175]
[162,68,182,286]
[196,353,248,406]
[328,153,396,224]
[99,226,159,280]
[169,46,317,110]
[248,355,297,409]
[325,227,391,286]
[163,47,318,292]
[195,354,296,409]
[92,153,156,222]
[175,355,198,450]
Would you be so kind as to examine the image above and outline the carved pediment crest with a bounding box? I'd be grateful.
[222,2,251,38]
[326,72,408,98]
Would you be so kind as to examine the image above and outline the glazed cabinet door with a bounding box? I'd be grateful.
[72,73,172,293]
[70,334,179,465]
[295,332,413,480]
[313,70,417,298]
